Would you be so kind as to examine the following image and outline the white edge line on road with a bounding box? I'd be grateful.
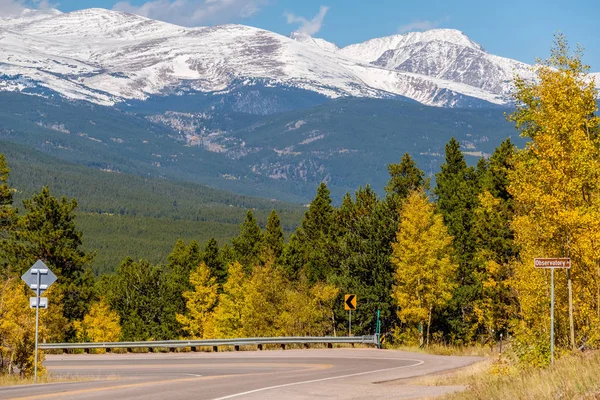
[211,358,426,400]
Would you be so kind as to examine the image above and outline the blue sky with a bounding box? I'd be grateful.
[22,0,600,68]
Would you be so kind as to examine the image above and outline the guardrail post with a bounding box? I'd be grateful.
[106,348,111,353]
[234,345,240,351]
[327,343,332,349]
[191,346,198,352]
[212,346,218,352]
[303,343,310,349]
[169,348,176,353]
[84,348,90,354]
[258,344,263,351]
[280,344,286,350]
[127,348,133,353]
[148,347,154,353]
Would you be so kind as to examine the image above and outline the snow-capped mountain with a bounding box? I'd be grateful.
[0,8,596,108]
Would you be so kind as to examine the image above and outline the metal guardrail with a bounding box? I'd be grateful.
[40,335,378,351]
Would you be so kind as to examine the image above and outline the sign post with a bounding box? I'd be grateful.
[376,309,381,349]
[344,294,357,336]
[534,258,570,364]
[21,260,57,383]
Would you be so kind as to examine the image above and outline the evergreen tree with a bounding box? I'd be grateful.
[232,211,264,273]
[334,185,398,335]
[203,238,227,287]
[106,258,177,340]
[0,154,16,274]
[283,183,338,283]
[0,154,15,238]
[161,240,202,336]
[434,138,481,341]
[385,153,428,203]
[7,187,95,330]
[264,210,284,261]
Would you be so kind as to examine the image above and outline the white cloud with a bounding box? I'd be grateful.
[397,19,440,34]
[112,0,269,26]
[285,5,328,36]
[0,0,54,16]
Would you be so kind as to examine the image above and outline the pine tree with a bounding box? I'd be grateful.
[0,154,16,274]
[391,190,457,346]
[283,183,338,283]
[385,153,428,203]
[334,185,398,335]
[0,154,15,239]
[203,238,227,288]
[161,240,202,336]
[434,138,481,341]
[264,210,284,261]
[6,187,95,331]
[232,211,264,273]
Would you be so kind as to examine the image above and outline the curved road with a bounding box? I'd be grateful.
[0,349,481,399]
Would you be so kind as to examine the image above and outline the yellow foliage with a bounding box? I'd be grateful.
[278,280,339,336]
[391,189,457,345]
[240,261,287,337]
[74,299,121,350]
[176,262,218,339]
[508,34,600,362]
[0,277,45,377]
[212,262,246,338]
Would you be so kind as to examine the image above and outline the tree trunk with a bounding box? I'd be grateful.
[426,306,432,347]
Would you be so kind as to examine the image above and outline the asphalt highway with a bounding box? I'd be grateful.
[0,349,482,400]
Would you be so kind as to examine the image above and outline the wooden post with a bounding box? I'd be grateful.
[567,269,575,351]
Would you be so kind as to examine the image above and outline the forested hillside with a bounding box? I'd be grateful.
[1,141,304,274]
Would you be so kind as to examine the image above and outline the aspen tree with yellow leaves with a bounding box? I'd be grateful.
[211,262,246,338]
[74,299,121,353]
[509,34,600,364]
[176,262,219,339]
[0,277,46,377]
[391,190,457,346]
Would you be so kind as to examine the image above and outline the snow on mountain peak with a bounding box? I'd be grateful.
[0,8,596,109]
[290,31,340,53]
[339,28,484,63]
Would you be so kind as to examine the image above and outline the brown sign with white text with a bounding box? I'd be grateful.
[534,258,571,269]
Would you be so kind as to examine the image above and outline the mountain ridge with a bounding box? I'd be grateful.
[4,7,593,109]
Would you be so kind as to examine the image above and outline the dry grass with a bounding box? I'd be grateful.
[413,351,600,400]
[386,343,496,357]
[0,373,116,387]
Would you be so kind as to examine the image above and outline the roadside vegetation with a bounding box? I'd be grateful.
[409,349,600,399]
[1,33,599,395]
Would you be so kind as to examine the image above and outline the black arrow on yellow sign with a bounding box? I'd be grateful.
[344,294,356,310]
